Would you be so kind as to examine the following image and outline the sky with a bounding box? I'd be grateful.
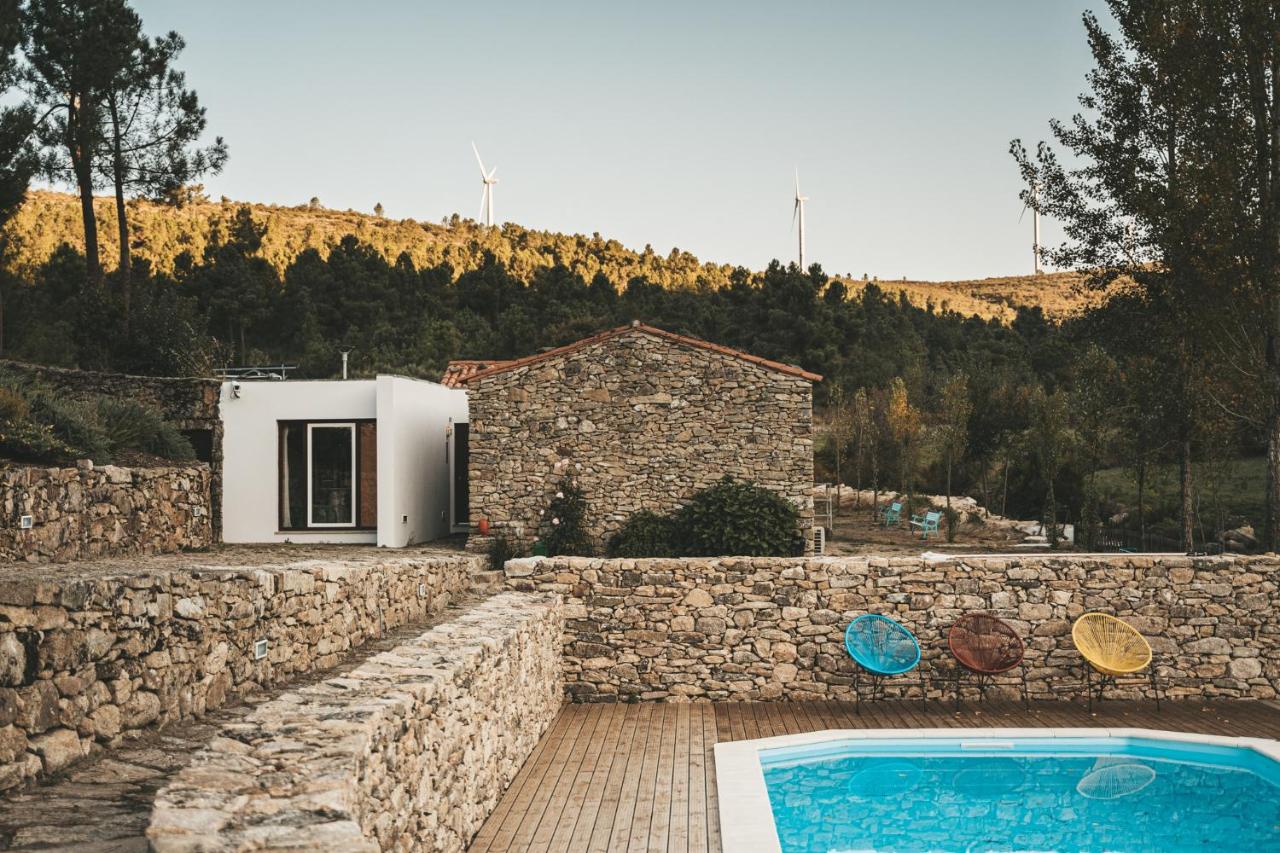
[129,1,1102,281]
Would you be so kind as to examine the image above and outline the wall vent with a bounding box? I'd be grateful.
[811,526,826,556]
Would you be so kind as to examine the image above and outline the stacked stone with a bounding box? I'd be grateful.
[147,592,563,853]
[0,553,482,791]
[506,553,1280,703]
[0,464,212,563]
[467,327,815,553]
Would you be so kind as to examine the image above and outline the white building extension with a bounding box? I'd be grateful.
[220,375,468,546]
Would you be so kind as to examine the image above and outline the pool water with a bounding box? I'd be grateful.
[760,737,1280,853]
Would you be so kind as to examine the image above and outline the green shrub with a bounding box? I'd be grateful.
[539,478,594,556]
[96,399,195,460]
[607,510,680,557]
[673,476,800,557]
[0,419,78,464]
[28,393,111,461]
[488,535,524,571]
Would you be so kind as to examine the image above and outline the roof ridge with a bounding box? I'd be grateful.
[455,323,822,385]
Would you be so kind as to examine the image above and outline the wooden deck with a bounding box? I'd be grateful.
[468,699,1280,853]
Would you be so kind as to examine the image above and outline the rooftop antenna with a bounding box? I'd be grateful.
[1020,180,1042,275]
[472,142,498,227]
[792,169,809,269]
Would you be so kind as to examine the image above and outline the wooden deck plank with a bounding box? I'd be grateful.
[561,699,631,853]
[586,703,642,853]
[471,700,1280,852]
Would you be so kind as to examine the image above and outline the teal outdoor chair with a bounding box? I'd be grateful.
[910,510,942,539]
[844,614,928,713]
[880,501,903,527]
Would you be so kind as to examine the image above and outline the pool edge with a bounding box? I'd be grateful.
[713,726,1280,853]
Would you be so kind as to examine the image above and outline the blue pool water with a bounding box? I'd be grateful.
[760,737,1280,852]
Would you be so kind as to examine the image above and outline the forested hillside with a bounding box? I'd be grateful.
[5,191,1097,322]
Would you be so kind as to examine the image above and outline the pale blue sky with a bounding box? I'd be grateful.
[130,1,1100,281]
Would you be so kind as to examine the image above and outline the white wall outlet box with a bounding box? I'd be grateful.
[418,583,427,598]
[253,639,268,660]
[18,515,32,530]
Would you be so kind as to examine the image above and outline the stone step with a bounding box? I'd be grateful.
[471,569,505,593]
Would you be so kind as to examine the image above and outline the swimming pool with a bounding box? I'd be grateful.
[715,729,1280,853]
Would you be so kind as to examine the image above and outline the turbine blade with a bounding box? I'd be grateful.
[795,168,801,197]
[792,199,799,231]
[1019,201,1028,223]
[472,141,487,176]
[488,166,498,180]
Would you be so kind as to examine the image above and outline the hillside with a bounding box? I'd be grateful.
[3,190,1100,322]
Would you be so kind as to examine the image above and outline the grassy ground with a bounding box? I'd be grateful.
[1093,456,1265,531]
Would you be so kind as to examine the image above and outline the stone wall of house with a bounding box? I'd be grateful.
[0,464,212,563]
[147,592,563,853]
[467,327,815,554]
[0,552,482,791]
[0,359,224,539]
[506,554,1280,703]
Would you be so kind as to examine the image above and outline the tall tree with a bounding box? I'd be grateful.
[0,0,36,231]
[25,0,144,287]
[1012,1,1233,552]
[98,30,226,327]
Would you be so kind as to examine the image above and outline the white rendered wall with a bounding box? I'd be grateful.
[375,376,469,547]
[220,380,378,544]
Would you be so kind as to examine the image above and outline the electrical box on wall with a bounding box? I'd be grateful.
[18,516,32,530]
[253,639,268,660]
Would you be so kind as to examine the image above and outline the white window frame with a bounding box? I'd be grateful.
[306,422,357,528]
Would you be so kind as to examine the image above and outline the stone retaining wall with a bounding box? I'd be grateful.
[506,554,1280,703]
[147,592,563,852]
[0,464,212,563]
[0,552,482,791]
[0,359,223,538]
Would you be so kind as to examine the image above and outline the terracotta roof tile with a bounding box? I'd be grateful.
[446,323,822,386]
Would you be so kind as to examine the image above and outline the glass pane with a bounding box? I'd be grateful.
[282,424,307,528]
[310,426,353,525]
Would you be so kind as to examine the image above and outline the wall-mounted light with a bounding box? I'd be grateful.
[230,381,241,399]
[253,639,268,660]
[19,515,32,530]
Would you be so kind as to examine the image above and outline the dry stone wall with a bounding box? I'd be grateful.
[148,592,563,853]
[467,327,815,554]
[0,552,481,791]
[0,464,212,563]
[506,554,1280,703]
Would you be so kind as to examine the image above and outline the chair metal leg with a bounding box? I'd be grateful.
[854,668,861,715]
[1150,665,1161,711]
[954,667,962,713]
[1085,666,1093,714]
[920,672,928,711]
[1020,665,1030,710]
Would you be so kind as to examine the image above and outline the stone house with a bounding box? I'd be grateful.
[445,322,820,552]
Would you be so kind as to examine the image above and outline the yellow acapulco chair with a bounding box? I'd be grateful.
[1072,612,1161,713]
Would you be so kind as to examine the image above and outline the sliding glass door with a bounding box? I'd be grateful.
[306,423,356,527]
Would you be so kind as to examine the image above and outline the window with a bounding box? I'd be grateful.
[279,420,376,530]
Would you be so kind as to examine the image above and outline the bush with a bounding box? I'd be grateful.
[28,393,111,461]
[944,506,961,542]
[674,476,800,557]
[488,535,524,571]
[607,510,680,557]
[0,387,30,424]
[0,419,78,464]
[96,399,195,461]
[539,477,594,556]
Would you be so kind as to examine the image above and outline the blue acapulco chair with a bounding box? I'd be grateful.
[845,614,927,713]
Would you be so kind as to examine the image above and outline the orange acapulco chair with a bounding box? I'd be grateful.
[1072,612,1162,713]
[947,612,1029,711]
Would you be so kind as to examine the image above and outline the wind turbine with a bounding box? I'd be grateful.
[1020,181,1042,275]
[472,142,498,227]
[792,169,809,269]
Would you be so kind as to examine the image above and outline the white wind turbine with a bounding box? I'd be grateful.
[792,169,809,269]
[1020,180,1042,275]
[472,142,498,227]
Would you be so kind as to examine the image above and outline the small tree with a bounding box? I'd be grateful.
[850,386,872,509]
[1026,387,1074,548]
[308,196,321,210]
[886,376,922,497]
[937,372,972,516]
[539,476,593,556]
[823,384,854,514]
[374,201,384,217]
